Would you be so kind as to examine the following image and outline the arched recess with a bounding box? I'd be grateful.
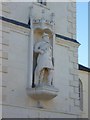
[32,27,53,87]
[79,79,83,111]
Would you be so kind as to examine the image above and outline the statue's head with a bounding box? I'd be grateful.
[42,33,49,42]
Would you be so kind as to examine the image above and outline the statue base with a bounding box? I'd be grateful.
[27,85,59,100]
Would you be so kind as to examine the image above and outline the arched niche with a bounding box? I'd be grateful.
[32,27,53,87]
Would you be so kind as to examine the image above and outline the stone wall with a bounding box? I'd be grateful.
[0,2,82,118]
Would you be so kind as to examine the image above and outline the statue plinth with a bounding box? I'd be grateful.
[27,85,59,100]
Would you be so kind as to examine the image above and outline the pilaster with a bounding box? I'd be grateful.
[0,22,10,105]
[67,2,76,39]
[2,2,10,18]
[68,45,81,115]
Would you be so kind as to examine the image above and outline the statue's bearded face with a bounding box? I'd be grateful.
[43,36,49,42]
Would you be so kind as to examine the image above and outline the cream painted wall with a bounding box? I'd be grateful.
[79,70,88,118]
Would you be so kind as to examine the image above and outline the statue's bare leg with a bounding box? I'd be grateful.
[34,67,40,86]
[44,68,49,85]
[48,69,53,86]
[39,69,44,85]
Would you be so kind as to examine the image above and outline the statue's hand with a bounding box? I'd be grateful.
[40,50,44,54]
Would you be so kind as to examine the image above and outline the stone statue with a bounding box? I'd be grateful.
[34,33,54,86]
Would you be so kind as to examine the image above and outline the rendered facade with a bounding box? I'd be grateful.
[0,1,89,118]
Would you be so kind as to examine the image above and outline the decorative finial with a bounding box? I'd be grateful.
[51,13,55,23]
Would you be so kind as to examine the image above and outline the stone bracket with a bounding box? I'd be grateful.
[27,85,59,100]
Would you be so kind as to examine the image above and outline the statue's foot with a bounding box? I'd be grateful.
[32,84,36,88]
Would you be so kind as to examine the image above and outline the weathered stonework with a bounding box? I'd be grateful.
[0,4,2,114]
[67,2,76,39]
[55,34,80,117]
[68,44,80,116]
[2,2,10,18]
[74,99,80,106]
[69,80,79,87]
[0,22,10,117]
[0,51,8,59]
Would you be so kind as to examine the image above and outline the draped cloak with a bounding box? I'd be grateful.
[34,40,54,73]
